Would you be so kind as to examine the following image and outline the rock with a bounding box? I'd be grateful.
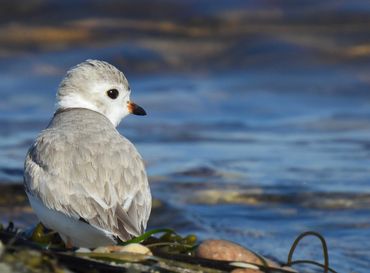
[196,239,279,268]
[92,245,125,253]
[75,247,91,253]
[231,269,264,273]
[93,246,111,253]
[119,243,152,255]
[93,244,152,255]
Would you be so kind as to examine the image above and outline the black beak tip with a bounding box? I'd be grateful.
[133,106,147,116]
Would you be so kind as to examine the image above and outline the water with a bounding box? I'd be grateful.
[1,1,370,272]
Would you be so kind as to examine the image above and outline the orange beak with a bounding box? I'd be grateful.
[127,101,146,116]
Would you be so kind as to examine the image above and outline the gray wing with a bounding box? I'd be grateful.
[24,126,151,241]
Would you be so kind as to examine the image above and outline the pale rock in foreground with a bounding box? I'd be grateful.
[93,244,152,255]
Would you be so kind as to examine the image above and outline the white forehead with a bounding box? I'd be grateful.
[58,59,129,97]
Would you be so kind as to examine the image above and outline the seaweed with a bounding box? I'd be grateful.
[0,222,339,273]
[0,225,280,273]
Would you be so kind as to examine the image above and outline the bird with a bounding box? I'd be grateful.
[23,59,151,248]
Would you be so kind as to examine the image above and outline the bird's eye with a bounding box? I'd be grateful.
[107,89,119,99]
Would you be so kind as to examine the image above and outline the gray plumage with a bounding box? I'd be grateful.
[23,60,151,247]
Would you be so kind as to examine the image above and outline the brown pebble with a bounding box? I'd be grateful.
[196,239,279,267]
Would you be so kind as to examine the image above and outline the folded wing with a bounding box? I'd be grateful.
[24,124,151,241]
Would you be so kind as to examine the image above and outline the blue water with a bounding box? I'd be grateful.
[1,53,369,272]
[1,1,370,272]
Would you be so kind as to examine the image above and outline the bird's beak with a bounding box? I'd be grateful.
[127,101,146,116]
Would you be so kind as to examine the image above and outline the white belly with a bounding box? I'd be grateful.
[27,193,116,248]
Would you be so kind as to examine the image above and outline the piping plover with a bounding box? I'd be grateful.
[24,60,151,248]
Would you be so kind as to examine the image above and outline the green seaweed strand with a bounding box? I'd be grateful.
[118,228,176,245]
[284,231,338,273]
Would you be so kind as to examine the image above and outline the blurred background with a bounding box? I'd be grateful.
[0,0,369,272]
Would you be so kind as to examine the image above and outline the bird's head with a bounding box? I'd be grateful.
[57,59,146,127]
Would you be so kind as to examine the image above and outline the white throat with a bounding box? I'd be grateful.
[57,94,123,127]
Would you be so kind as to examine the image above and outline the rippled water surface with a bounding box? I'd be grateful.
[0,1,370,272]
